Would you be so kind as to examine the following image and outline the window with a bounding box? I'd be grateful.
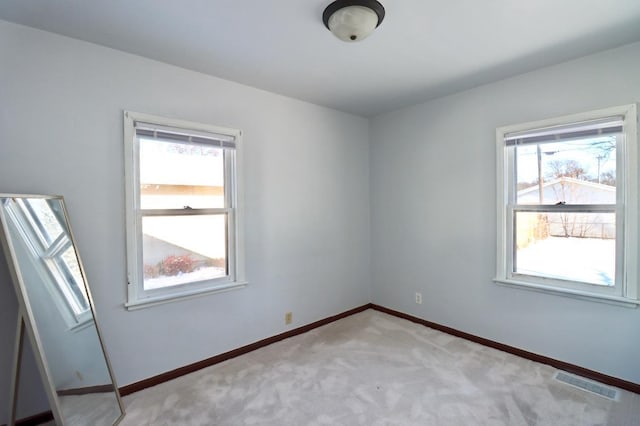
[124,111,246,309]
[495,104,638,306]
[3,197,91,328]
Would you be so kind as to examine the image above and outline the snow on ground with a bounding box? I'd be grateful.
[143,237,616,290]
[144,266,226,290]
[516,236,615,286]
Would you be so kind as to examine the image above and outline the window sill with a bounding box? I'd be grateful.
[493,278,639,308]
[125,281,248,311]
[68,316,94,333]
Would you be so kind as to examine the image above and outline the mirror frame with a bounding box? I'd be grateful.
[0,194,125,425]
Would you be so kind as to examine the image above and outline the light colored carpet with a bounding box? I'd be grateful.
[119,309,639,425]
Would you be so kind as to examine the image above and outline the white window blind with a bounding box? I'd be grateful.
[504,116,624,146]
[134,121,237,149]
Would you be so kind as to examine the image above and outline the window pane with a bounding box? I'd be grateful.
[516,138,616,205]
[514,211,615,286]
[22,198,64,245]
[142,214,227,290]
[139,138,225,209]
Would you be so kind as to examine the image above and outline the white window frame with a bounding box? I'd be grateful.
[495,104,639,307]
[123,111,246,310]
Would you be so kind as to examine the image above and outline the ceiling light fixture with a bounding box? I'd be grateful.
[322,0,385,42]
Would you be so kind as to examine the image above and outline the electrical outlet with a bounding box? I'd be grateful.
[415,292,422,304]
[285,312,293,325]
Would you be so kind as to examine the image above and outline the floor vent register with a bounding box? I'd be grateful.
[553,371,619,401]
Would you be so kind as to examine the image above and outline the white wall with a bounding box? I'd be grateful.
[370,41,640,384]
[0,20,371,422]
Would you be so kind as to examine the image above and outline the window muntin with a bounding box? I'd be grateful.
[124,112,245,308]
[496,105,638,305]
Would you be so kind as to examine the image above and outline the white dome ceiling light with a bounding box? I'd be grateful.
[322,0,385,42]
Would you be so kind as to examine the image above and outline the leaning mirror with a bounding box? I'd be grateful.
[0,195,124,425]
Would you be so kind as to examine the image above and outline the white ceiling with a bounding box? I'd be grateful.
[2,0,640,117]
